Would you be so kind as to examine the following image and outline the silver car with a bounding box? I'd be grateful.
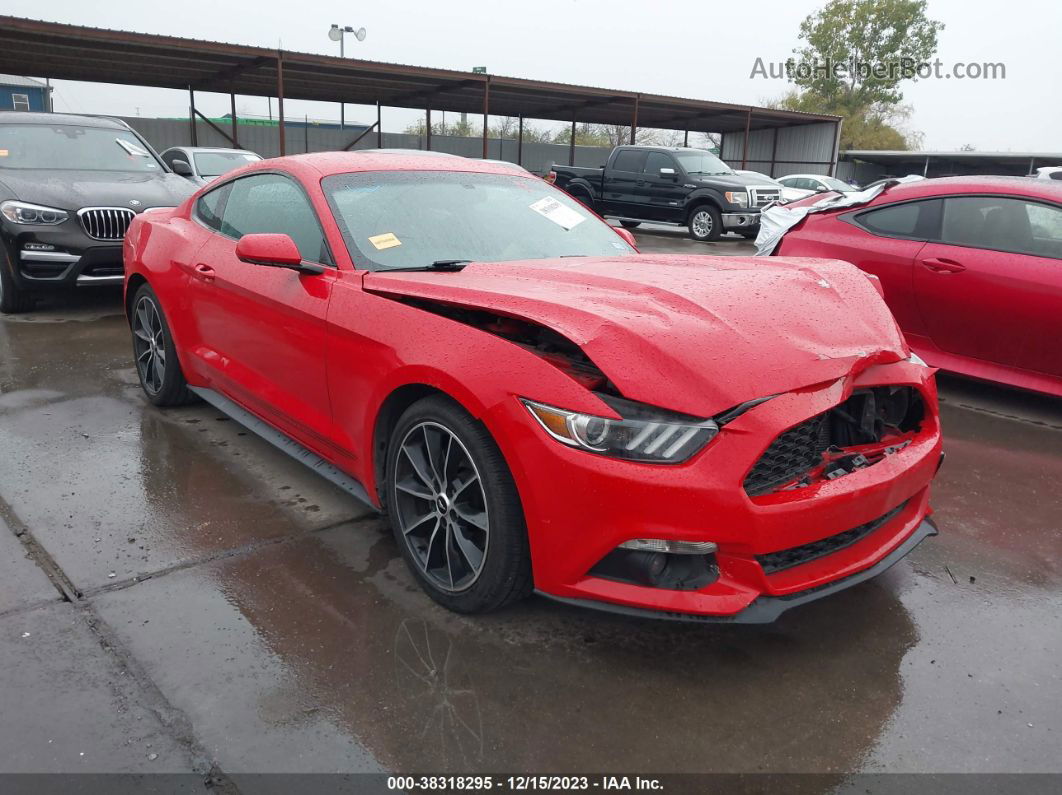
[159,146,262,187]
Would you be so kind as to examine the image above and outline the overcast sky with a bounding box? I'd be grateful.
[6,0,1060,151]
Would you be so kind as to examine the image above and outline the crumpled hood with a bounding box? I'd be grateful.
[0,169,196,210]
[364,255,907,416]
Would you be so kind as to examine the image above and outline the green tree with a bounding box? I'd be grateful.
[777,0,943,150]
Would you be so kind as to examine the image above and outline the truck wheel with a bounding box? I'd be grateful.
[688,205,722,242]
[620,221,641,229]
[571,190,595,211]
[0,259,35,314]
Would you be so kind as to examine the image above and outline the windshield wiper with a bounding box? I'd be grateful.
[383,259,473,273]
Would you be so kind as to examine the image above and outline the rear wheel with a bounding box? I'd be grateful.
[570,189,595,211]
[131,284,196,407]
[0,259,35,314]
[619,220,641,229]
[688,205,722,242]
[385,395,532,614]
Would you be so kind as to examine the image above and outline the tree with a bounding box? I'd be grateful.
[774,0,942,150]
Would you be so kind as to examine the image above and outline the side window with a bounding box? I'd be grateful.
[644,152,676,175]
[12,94,30,111]
[611,150,648,173]
[941,196,1060,258]
[195,183,229,231]
[160,150,179,169]
[220,174,331,264]
[857,202,923,238]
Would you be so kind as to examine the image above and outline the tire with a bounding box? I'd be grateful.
[688,204,723,242]
[571,190,595,211]
[130,284,196,407]
[385,395,532,614]
[0,257,35,314]
[619,220,641,229]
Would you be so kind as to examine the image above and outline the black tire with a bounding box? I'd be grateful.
[688,204,723,242]
[571,189,595,211]
[130,284,196,407]
[0,257,35,314]
[385,395,532,614]
[619,220,641,229]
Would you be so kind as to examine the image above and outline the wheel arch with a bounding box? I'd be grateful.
[124,273,149,325]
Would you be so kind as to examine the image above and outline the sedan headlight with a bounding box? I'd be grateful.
[724,191,749,208]
[522,395,718,463]
[0,200,69,225]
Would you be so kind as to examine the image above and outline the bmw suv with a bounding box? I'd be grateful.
[0,112,195,313]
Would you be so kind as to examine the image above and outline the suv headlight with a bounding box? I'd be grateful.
[0,200,69,225]
[724,191,749,208]
[522,395,718,463]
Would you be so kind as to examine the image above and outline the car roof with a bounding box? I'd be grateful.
[0,111,129,130]
[779,173,830,180]
[245,150,534,179]
[165,146,259,155]
[874,175,1062,202]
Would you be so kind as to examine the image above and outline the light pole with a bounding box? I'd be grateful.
[329,24,366,130]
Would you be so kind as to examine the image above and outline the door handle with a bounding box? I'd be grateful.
[920,257,966,274]
[193,262,216,282]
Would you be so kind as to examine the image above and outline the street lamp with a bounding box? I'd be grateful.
[329,24,366,129]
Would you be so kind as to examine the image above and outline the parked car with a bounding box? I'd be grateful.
[1033,166,1062,180]
[552,146,781,241]
[773,176,1062,398]
[160,146,262,186]
[0,112,196,313]
[124,151,941,622]
[862,175,925,191]
[778,173,858,195]
[735,169,814,202]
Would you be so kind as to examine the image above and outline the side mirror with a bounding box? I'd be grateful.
[659,167,677,179]
[814,186,828,193]
[235,233,323,273]
[614,227,639,250]
[171,159,194,177]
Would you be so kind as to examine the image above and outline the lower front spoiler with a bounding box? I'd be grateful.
[538,517,937,624]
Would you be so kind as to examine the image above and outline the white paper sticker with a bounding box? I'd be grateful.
[529,196,586,231]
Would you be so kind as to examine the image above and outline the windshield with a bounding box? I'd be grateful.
[674,150,733,176]
[821,176,857,192]
[0,124,163,171]
[322,171,636,270]
[194,151,261,177]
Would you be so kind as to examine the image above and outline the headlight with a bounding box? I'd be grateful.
[906,351,928,367]
[522,395,718,463]
[0,200,69,225]
[724,191,749,208]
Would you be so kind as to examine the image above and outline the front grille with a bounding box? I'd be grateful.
[78,208,135,241]
[743,414,831,496]
[749,187,781,208]
[756,500,909,574]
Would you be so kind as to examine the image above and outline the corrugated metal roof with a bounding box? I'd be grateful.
[0,73,46,88]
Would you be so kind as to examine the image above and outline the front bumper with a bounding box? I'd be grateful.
[721,212,761,229]
[490,359,942,621]
[2,223,125,290]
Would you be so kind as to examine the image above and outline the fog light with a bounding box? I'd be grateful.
[618,538,718,555]
[23,242,56,251]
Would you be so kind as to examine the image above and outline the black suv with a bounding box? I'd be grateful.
[0,112,196,313]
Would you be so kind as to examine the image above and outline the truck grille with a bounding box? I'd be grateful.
[748,187,781,208]
[78,208,135,241]
[756,501,909,574]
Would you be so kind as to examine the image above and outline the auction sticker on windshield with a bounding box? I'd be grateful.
[368,232,402,250]
[529,196,585,230]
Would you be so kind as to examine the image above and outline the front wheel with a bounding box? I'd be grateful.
[688,205,722,242]
[619,220,641,229]
[0,259,35,314]
[130,284,196,407]
[385,395,532,614]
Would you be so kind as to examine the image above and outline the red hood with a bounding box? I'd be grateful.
[364,254,907,416]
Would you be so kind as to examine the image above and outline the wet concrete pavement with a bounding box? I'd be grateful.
[1,231,1060,786]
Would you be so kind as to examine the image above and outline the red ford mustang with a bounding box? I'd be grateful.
[774,176,1062,398]
[123,152,942,622]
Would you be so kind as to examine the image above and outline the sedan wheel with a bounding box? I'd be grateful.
[386,395,532,613]
[393,421,489,592]
[133,296,167,396]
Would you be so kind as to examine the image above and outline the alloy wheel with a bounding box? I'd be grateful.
[692,210,714,238]
[392,421,490,593]
[132,296,166,395]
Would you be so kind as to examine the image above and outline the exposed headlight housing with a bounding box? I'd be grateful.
[724,190,749,207]
[906,351,928,367]
[522,395,718,463]
[0,200,69,225]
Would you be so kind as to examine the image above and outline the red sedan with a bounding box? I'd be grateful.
[123,152,942,622]
[775,177,1062,398]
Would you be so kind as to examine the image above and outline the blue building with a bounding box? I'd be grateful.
[0,75,50,112]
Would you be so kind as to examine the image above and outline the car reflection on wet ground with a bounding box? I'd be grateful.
[0,231,1059,787]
